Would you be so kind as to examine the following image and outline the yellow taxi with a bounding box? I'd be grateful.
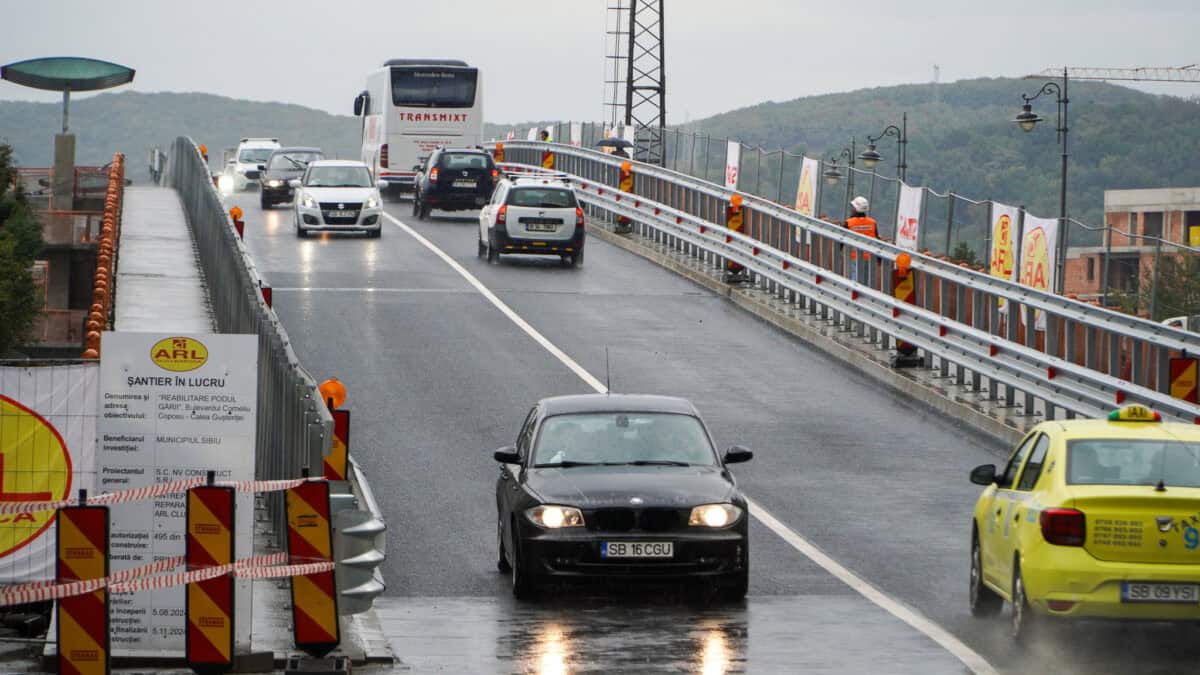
[968,404,1200,640]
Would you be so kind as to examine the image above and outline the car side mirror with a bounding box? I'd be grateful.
[723,446,753,464]
[376,180,388,191]
[413,164,423,172]
[258,164,266,171]
[493,446,520,464]
[970,464,997,486]
[288,179,302,189]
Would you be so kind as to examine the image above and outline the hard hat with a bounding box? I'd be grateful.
[851,196,869,213]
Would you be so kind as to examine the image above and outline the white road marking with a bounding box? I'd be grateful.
[273,287,470,293]
[382,210,996,675]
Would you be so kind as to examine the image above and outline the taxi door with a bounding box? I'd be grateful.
[981,432,1037,589]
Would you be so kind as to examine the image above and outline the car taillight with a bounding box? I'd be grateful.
[575,207,585,228]
[430,167,439,182]
[491,169,499,180]
[1040,508,1085,546]
[497,205,507,225]
[380,144,389,168]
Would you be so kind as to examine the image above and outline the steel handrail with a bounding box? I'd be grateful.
[499,141,1199,355]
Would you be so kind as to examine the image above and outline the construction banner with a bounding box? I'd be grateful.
[1019,214,1059,330]
[895,184,923,251]
[186,484,235,673]
[323,410,350,482]
[724,141,740,189]
[56,504,109,675]
[286,480,340,657]
[1170,357,1199,403]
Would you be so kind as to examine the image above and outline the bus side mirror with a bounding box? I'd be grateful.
[353,91,367,116]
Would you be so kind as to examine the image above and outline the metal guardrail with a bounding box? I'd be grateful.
[498,141,1200,425]
[165,137,332,543]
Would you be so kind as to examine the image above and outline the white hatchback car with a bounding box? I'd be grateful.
[225,137,280,191]
[478,175,586,266]
[291,160,386,238]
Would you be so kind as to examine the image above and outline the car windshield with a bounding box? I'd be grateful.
[239,148,275,164]
[439,153,491,170]
[269,152,323,170]
[532,413,717,467]
[1067,439,1200,488]
[305,166,372,188]
[507,188,577,209]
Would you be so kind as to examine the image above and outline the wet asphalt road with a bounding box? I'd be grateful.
[225,191,1200,673]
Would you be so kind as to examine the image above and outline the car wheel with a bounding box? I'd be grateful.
[496,518,511,573]
[368,227,382,239]
[478,237,487,259]
[510,519,537,600]
[570,247,585,268]
[487,235,500,263]
[260,194,270,210]
[412,193,421,218]
[969,532,1003,617]
[1011,560,1037,642]
[420,202,432,220]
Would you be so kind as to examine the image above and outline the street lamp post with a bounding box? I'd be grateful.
[1014,68,1069,295]
[822,138,856,222]
[858,112,908,182]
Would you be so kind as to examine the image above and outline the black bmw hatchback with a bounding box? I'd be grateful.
[493,394,753,600]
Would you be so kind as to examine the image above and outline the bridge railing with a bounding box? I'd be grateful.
[166,136,332,542]
[498,141,1200,425]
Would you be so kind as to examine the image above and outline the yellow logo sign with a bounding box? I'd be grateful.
[990,214,1013,280]
[0,396,72,557]
[1020,226,1050,291]
[150,337,208,372]
[795,164,814,216]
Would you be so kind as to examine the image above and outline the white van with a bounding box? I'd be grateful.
[224,137,280,191]
[353,59,483,197]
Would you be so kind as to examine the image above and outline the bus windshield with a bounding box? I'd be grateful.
[391,68,477,108]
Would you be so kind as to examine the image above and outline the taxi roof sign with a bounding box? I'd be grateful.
[1108,404,1161,423]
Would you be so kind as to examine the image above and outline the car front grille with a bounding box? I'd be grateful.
[244,170,260,180]
[588,508,687,533]
[319,202,363,225]
[319,202,363,210]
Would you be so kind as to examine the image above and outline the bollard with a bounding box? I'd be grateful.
[229,206,244,239]
[891,253,923,368]
[323,409,349,482]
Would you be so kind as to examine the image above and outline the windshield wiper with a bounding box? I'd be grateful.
[621,460,693,467]
[285,156,308,169]
[533,461,602,468]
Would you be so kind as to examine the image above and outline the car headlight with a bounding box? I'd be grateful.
[301,195,316,209]
[525,505,585,529]
[366,195,379,209]
[266,179,283,187]
[688,503,742,528]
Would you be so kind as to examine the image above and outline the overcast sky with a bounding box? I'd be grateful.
[3,0,1198,123]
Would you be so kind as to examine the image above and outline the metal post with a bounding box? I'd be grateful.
[1056,68,1070,295]
[944,193,956,257]
[1149,234,1163,321]
[899,112,908,182]
[754,148,763,197]
[777,152,786,204]
[1100,220,1112,308]
[62,87,70,134]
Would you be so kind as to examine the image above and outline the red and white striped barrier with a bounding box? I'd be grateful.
[0,476,322,515]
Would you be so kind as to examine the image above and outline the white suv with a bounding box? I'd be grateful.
[478,175,585,266]
[291,160,385,238]
[225,137,280,191]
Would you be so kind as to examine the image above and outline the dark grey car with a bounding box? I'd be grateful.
[259,147,324,208]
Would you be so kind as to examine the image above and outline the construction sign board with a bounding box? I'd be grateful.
[97,332,257,657]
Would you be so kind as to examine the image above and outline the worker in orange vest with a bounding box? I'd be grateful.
[846,196,878,284]
[540,129,555,169]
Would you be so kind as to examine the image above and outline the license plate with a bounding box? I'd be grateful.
[527,223,558,233]
[1121,582,1199,604]
[327,210,356,218]
[452,180,477,188]
[601,541,673,559]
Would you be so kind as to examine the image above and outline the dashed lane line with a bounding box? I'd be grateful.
[382,211,997,675]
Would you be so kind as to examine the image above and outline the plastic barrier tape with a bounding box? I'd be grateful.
[0,477,319,515]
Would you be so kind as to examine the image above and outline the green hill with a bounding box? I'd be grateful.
[0,92,362,183]
[494,78,1200,247]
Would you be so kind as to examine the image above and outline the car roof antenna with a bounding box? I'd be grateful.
[605,346,612,395]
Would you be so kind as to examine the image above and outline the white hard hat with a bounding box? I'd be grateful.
[851,196,869,213]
